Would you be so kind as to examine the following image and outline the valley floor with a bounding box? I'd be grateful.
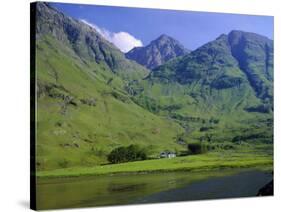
[37,147,273,178]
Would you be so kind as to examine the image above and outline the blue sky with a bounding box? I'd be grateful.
[51,2,273,52]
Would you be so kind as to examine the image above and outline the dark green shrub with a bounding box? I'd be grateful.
[107,144,147,164]
[200,126,214,132]
[188,143,207,154]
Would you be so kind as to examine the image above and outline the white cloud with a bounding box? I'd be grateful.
[80,19,143,53]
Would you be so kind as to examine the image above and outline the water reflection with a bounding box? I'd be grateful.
[36,169,271,210]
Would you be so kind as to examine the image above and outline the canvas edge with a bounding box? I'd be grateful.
[30,1,37,211]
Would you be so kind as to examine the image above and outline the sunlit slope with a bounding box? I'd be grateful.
[36,36,184,170]
[35,3,185,170]
[129,31,273,144]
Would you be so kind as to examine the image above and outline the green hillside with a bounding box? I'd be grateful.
[35,3,273,173]
[35,3,184,171]
[128,31,273,146]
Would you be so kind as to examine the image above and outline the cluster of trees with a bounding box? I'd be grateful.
[188,143,208,154]
[187,141,236,154]
[107,144,147,164]
[177,142,208,156]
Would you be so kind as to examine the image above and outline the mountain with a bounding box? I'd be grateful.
[35,2,184,170]
[129,30,273,144]
[149,30,273,103]
[34,2,273,171]
[228,30,273,100]
[36,2,148,80]
[125,34,190,69]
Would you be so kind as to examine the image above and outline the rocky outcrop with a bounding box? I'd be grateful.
[126,34,189,69]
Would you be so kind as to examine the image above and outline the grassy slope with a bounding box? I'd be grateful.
[36,36,184,171]
[36,35,273,174]
[131,78,273,145]
[35,5,273,175]
[37,145,273,178]
[128,32,273,146]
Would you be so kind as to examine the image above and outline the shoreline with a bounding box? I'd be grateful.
[132,170,273,204]
[36,162,273,180]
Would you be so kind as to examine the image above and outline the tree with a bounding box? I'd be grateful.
[188,143,207,154]
[107,144,147,164]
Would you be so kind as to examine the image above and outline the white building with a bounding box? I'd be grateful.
[160,151,176,158]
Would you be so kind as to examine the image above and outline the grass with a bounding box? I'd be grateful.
[36,30,273,173]
[36,36,185,170]
[37,148,273,178]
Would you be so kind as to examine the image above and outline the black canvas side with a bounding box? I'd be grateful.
[30,2,37,211]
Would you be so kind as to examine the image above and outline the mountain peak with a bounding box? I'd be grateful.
[153,34,181,45]
[229,29,244,35]
[157,34,173,41]
[158,34,170,39]
[228,29,260,37]
[214,30,272,45]
[126,35,190,69]
[228,30,272,43]
[215,33,228,41]
[36,2,148,79]
[151,29,273,102]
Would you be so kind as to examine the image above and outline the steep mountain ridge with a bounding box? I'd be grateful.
[149,30,273,103]
[128,30,273,145]
[126,34,190,69]
[227,30,273,100]
[36,2,148,80]
[35,2,184,170]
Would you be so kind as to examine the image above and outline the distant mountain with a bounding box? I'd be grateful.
[150,30,273,103]
[125,34,190,69]
[128,30,273,144]
[228,30,273,100]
